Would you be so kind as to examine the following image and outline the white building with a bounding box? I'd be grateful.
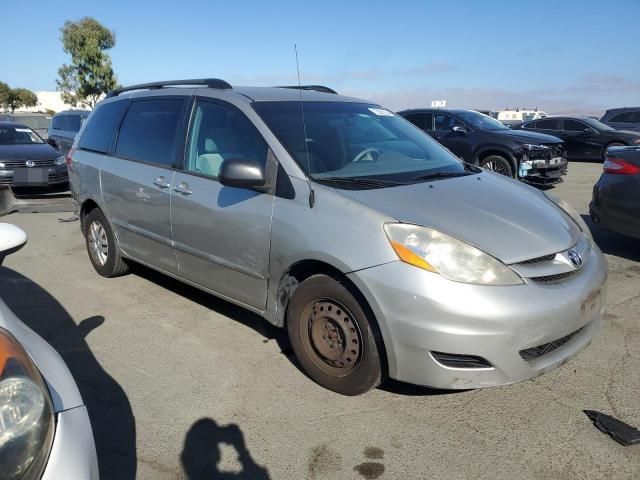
[17,91,79,113]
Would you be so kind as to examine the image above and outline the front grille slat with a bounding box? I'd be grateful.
[519,326,585,361]
[0,159,54,168]
[531,270,579,283]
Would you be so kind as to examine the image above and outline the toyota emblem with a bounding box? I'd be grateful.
[25,160,35,168]
[567,249,582,268]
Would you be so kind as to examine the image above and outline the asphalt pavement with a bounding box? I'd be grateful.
[1,162,639,479]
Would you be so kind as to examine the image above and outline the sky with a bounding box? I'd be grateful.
[2,0,639,114]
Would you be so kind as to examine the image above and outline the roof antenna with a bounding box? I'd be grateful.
[295,44,315,208]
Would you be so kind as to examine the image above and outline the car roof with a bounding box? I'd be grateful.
[54,110,90,116]
[0,121,30,129]
[397,108,475,115]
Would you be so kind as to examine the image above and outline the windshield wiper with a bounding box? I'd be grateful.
[314,176,405,188]
[408,171,474,182]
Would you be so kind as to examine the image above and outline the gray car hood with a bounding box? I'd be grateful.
[338,172,579,264]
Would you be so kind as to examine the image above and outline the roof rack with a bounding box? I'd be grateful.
[277,85,338,95]
[106,78,232,98]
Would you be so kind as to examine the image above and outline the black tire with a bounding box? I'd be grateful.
[480,155,513,178]
[83,208,129,277]
[286,274,385,395]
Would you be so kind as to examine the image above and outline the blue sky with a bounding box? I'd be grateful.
[2,0,639,113]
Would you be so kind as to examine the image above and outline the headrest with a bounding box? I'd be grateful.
[204,138,218,153]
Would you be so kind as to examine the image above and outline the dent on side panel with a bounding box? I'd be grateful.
[265,177,397,326]
[71,150,105,210]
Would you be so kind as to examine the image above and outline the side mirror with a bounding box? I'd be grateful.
[218,158,265,189]
[0,223,27,266]
[452,125,467,134]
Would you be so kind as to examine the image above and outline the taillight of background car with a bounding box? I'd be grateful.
[66,146,76,168]
[603,158,640,175]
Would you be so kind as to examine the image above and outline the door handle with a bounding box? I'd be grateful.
[173,183,192,195]
[153,176,170,188]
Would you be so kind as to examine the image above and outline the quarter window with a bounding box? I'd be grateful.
[185,101,269,178]
[116,99,185,167]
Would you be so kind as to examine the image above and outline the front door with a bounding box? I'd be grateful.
[170,98,274,309]
[101,97,187,273]
[433,113,472,161]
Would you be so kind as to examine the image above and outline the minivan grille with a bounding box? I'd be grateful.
[519,253,556,265]
[519,326,585,361]
[0,158,55,168]
[531,270,579,283]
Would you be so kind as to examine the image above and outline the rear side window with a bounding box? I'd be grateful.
[78,101,129,154]
[522,121,537,129]
[52,115,65,130]
[116,99,185,167]
[404,113,428,130]
[434,114,464,131]
[564,119,587,132]
[535,118,561,130]
[66,114,83,133]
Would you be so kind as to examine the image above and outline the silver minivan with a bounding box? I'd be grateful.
[69,79,608,395]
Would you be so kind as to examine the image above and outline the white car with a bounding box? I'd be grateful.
[0,223,98,479]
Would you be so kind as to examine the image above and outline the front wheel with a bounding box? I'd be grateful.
[480,155,514,177]
[84,208,130,278]
[286,274,385,395]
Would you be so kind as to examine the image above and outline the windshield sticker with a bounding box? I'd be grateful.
[368,108,394,117]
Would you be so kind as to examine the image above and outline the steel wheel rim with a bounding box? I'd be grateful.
[88,220,108,266]
[483,160,508,175]
[300,299,363,377]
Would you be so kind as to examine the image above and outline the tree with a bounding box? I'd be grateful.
[0,85,38,112]
[56,17,118,109]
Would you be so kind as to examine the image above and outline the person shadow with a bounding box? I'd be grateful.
[181,418,270,480]
[0,267,136,479]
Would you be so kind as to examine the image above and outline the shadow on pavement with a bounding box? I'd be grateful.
[181,418,270,480]
[378,379,468,396]
[0,267,136,479]
[581,214,640,262]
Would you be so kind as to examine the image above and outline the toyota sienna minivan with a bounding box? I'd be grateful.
[68,79,608,395]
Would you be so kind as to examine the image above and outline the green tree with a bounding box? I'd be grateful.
[2,87,38,112]
[0,82,10,110]
[56,17,118,109]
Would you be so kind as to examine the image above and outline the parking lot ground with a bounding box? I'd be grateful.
[1,161,639,480]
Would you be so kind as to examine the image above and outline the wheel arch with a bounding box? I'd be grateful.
[475,148,518,175]
[79,198,101,234]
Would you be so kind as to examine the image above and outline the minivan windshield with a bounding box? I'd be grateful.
[456,110,511,131]
[254,102,470,187]
[0,125,44,145]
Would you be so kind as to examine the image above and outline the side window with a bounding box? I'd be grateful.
[185,101,269,178]
[434,114,464,131]
[564,119,587,132]
[66,114,82,133]
[535,118,561,130]
[78,100,129,154]
[610,112,635,123]
[51,115,64,130]
[404,113,427,130]
[522,121,537,129]
[116,99,185,167]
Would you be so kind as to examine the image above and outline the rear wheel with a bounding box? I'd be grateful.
[84,208,129,277]
[480,155,513,177]
[286,274,385,395]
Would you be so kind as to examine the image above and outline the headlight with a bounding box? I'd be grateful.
[544,193,593,241]
[0,328,54,480]
[632,139,640,145]
[53,156,65,166]
[383,224,523,285]
[522,144,549,152]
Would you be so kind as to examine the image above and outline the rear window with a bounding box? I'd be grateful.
[79,101,129,154]
[52,115,65,130]
[115,98,185,167]
[66,114,83,133]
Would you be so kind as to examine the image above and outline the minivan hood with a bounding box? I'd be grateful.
[0,143,60,161]
[494,129,563,144]
[337,172,579,264]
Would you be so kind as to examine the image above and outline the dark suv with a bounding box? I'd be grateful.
[397,108,567,186]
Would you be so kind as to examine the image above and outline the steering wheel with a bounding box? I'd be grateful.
[353,148,381,163]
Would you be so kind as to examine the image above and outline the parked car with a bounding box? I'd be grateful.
[47,110,90,155]
[600,107,640,132]
[0,121,68,188]
[397,108,567,186]
[0,112,52,139]
[590,146,640,239]
[516,116,640,161]
[69,79,607,395]
[0,223,98,479]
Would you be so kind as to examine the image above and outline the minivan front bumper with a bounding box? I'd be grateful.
[347,243,608,389]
